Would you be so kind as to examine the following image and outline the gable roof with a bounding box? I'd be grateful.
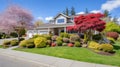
[54,13,70,19]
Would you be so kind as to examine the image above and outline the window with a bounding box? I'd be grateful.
[57,19,64,23]
[71,17,74,20]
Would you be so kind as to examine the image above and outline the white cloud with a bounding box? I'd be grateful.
[90,10,101,13]
[45,16,53,21]
[77,12,85,15]
[101,0,120,11]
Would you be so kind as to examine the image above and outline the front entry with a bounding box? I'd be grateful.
[54,28,59,35]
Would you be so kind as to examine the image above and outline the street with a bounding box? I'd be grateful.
[0,54,45,67]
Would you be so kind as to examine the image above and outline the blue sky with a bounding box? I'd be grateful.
[0,0,120,22]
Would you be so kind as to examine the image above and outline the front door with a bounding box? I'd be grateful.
[54,28,59,35]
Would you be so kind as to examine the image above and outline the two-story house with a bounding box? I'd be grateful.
[27,13,77,38]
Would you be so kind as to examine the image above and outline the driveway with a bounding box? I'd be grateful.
[0,54,46,67]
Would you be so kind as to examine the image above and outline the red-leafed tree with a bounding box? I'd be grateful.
[0,5,33,41]
[67,13,106,42]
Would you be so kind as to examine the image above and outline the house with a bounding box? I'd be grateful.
[27,13,78,38]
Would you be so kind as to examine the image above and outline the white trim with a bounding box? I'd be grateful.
[55,15,67,24]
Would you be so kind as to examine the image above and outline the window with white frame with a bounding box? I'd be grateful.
[57,18,64,23]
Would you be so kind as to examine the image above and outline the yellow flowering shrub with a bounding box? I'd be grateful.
[34,37,47,48]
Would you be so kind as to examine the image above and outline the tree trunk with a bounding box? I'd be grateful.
[17,33,20,43]
[84,32,88,43]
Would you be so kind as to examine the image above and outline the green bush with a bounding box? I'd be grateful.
[34,37,47,48]
[75,41,81,47]
[63,38,69,43]
[19,40,28,48]
[62,43,67,46]
[60,33,70,38]
[93,34,102,41]
[19,37,25,41]
[27,39,34,44]
[19,39,35,48]
[104,22,120,34]
[117,37,120,42]
[10,32,18,38]
[98,44,113,52]
[26,43,35,48]
[70,34,80,43]
[18,28,26,37]
[3,40,10,45]
[56,37,63,41]
[107,37,115,44]
[56,40,63,46]
[32,35,41,39]
[10,40,18,46]
[43,35,51,40]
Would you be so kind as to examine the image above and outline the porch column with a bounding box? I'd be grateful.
[48,28,50,34]
[64,27,66,33]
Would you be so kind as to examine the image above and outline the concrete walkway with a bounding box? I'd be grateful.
[0,48,118,67]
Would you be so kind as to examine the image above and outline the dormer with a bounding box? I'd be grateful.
[54,13,71,24]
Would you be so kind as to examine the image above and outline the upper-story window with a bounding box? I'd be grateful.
[57,18,64,23]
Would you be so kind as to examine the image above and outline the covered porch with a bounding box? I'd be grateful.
[27,23,74,38]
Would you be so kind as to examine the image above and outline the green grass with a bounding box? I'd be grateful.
[14,42,120,66]
[0,45,3,48]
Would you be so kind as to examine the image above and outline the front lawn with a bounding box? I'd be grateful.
[0,45,3,48]
[14,42,120,66]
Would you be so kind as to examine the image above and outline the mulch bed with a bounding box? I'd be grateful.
[96,51,115,56]
[87,48,115,56]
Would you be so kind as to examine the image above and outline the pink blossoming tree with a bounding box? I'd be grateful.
[0,5,33,41]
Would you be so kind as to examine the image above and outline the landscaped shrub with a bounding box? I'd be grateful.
[70,34,80,43]
[68,43,74,47]
[34,37,47,48]
[62,43,67,46]
[27,39,34,44]
[74,41,81,47]
[44,35,51,40]
[60,33,70,38]
[98,44,113,52]
[56,37,63,41]
[63,38,69,43]
[106,32,119,40]
[51,43,56,47]
[51,35,58,41]
[19,39,35,48]
[19,37,25,41]
[26,43,35,48]
[47,40,52,45]
[56,40,63,46]
[32,35,41,38]
[117,37,120,42]
[93,34,102,41]
[107,37,115,44]
[88,41,100,50]
[3,40,10,45]
[19,40,28,48]
[10,32,18,38]
[10,39,18,46]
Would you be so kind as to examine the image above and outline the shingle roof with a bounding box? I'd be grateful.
[36,23,74,29]
[54,13,70,19]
